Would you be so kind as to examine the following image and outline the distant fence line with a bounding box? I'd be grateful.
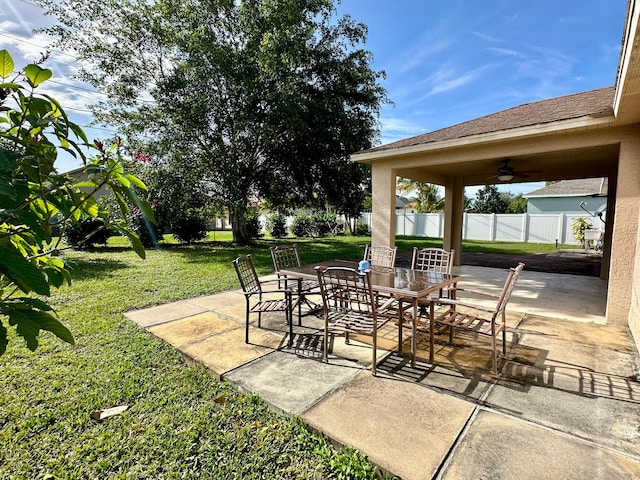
[359,212,600,245]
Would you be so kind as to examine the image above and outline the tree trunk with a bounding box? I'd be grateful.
[229,205,251,245]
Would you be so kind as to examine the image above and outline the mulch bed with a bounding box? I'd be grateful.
[395,250,602,277]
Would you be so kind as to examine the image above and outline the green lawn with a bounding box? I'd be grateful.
[0,234,567,478]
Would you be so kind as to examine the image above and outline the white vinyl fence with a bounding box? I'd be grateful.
[360,212,599,245]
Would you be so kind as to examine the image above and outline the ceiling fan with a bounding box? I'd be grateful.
[488,159,541,182]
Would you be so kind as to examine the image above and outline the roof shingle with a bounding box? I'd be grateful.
[366,86,616,153]
[524,178,608,197]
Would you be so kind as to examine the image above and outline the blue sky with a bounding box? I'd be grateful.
[0,0,629,196]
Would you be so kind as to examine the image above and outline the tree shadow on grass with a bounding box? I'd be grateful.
[65,257,130,281]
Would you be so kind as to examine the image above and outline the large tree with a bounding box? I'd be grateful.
[38,0,387,244]
[470,185,509,214]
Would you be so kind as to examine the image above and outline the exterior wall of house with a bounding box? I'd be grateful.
[527,196,607,216]
[630,201,640,350]
[606,131,640,329]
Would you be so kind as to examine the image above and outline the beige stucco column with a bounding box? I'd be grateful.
[443,177,465,265]
[607,129,640,327]
[371,163,396,248]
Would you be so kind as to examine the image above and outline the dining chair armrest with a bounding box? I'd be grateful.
[453,287,501,299]
[376,296,399,313]
[433,297,498,314]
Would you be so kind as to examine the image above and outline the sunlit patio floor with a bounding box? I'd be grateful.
[125,266,640,479]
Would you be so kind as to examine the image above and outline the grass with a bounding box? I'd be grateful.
[0,233,565,478]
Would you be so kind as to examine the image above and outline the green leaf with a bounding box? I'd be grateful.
[10,307,74,351]
[124,174,147,190]
[0,82,21,90]
[124,229,146,259]
[74,180,98,189]
[23,64,53,88]
[0,50,14,79]
[15,297,54,312]
[0,177,17,199]
[0,240,50,296]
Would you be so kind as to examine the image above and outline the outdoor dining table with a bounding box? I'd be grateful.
[278,260,462,365]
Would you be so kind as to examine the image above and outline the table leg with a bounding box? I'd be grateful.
[297,277,302,325]
[397,299,403,353]
[411,299,417,367]
[429,300,435,364]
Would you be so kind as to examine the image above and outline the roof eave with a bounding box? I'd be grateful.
[352,115,616,164]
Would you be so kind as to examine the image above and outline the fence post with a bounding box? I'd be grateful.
[490,213,497,241]
[558,213,566,245]
[521,213,529,242]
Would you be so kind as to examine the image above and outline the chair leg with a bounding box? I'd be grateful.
[491,334,497,375]
[372,335,377,376]
[245,302,250,344]
[323,326,329,363]
[502,328,507,356]
[287,291,293,348]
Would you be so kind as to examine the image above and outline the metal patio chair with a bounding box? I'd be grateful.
[411,247,454,274]
[399,247,457,330]
[232,254,295,347]
[315,266,393,375]
[428,262,525,375]
[363,245,397,268]
[270,244,320,319]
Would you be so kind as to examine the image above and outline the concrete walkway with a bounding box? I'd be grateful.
[125,266,640,479]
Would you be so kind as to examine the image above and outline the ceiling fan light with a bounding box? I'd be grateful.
[497,174,514,182]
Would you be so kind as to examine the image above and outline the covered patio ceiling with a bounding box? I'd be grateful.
[394,142,621,188]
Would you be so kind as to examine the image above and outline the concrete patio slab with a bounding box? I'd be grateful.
[186,291,247,316]
[377,352,493,400]
[517,331,638,377]
[519,314,634,351]
[148,312,237,347]
[224,350,364,414]
[180,326,285,379]
[125,300,207,327]
[457,266,607,322]
[488,364,640,457]
[440,410,640,480]
[303,371,475,480]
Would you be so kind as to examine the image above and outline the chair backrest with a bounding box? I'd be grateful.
[315,266,376,316]
[364,245,397,268]
[411,247,454,274]
[270,245,301,274]
[495,263,525,314]
[232,255,261,294]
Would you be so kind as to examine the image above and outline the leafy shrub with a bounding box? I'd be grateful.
[311,211,343,236]
[171,214,208,243]
[290,214,314,237]
[355,219,370,236]
[63,218,112,248]
[571,217,592,246]
[129,212,162,248]
[245,210,263,240]
[266,212,288,238]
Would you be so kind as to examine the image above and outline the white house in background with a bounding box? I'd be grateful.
[523,178,608,223]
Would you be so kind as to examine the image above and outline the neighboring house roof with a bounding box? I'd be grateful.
[396,195,410,209]
[364,86,616,154]
[524,178,608,198]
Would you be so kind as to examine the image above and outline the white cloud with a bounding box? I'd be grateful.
[395,38,452,74]
[471,31,502,43]
[416,63,495,99]
[487,47,520,57]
